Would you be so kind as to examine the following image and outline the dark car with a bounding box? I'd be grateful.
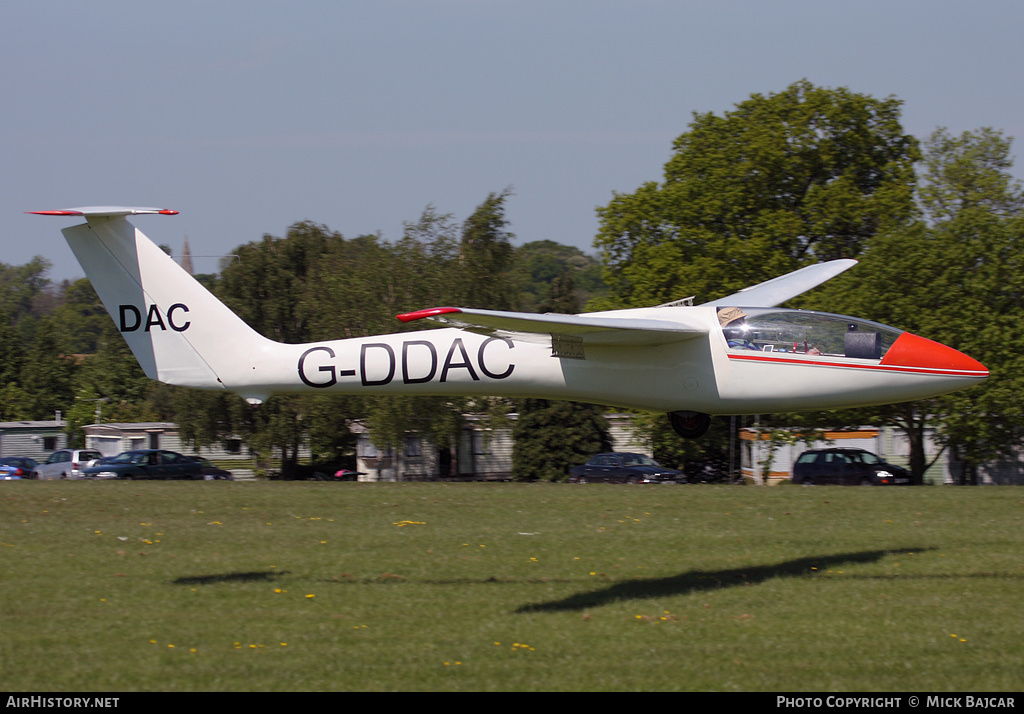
[80,449,203,480]
[0,457,39,480]
[569,453,682,484]
[188,456,234,480]
[792,448,911,486]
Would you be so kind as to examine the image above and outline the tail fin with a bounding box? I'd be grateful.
[32,207,271,396]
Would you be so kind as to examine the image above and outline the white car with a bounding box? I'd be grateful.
[34,449,104,480]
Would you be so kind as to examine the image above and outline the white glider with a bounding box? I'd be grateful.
[32,207,987,437]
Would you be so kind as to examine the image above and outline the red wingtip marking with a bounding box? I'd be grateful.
[158,209,179,215]
[27,210,84,216]
[396,307,462,323]
[881,332,988,375]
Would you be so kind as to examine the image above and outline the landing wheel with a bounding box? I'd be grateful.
[669,411,711,439]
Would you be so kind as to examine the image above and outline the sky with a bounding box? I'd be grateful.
[4,0,1023,283]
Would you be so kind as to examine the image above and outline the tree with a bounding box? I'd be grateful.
[0,305,31,421]
[17,317,76,421]
[920,127,1024,222]
[202,222,355,476]
[170,195,523,477]
[511,399,612,481]
[457,188,519,310]
[593,80,920,309]
[516,240,607,312]
[0,257,52,327]
[63,321,162,444]
[802,128,1024,483]
[588,81,920,471]
[49,279,110,354]
[510,271,613,481]
[218,221,341,343]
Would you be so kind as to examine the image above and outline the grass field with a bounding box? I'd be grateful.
[1,481,1022,692]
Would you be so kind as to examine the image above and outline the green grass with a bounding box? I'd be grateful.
[2,482,1022,691]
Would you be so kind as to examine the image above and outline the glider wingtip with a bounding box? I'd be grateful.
[396,307,463,323]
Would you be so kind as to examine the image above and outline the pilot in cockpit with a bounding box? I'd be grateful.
[718,307,759,350]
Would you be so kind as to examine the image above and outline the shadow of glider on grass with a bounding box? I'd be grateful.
[515,548,930,613]
[33,207,987,438]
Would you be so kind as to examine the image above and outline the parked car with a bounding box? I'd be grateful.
[188,456,234,480]
[34,449,104,480]
[792,448,911,486]
[569,453,683,484]
[79,449,203,480]
[0,457,39,480]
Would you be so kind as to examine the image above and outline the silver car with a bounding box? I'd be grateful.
[34,449,104,480]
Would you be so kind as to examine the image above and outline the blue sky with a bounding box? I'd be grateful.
[4,1,1023,282]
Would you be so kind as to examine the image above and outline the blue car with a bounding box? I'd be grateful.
[0,457,39,480]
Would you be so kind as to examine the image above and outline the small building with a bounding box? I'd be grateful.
[0,421,68,461]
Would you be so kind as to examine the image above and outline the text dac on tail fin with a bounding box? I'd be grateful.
[30,207,272,398]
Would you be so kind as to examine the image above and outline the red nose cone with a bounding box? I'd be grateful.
[880,333,988,377]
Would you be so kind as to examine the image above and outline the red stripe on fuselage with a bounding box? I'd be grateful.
[726,352,987,378]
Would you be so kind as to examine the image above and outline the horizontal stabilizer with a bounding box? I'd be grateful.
[28,207,178,217]
[397,307,706,346]
[701,259,857,308]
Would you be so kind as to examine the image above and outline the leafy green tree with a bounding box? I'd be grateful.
[49,279,110,354]
[17,317,76,421]
[219,221,340,343]
[510,271,614,481]
[63,321,162,443]
[801,128,1024,483]
[588,81,920,474]
[0,306,32,421]
[511,399,612,481]
[516,240,606,312]
[457,188,519,310]
[0,257,52,326]
[594,80,920,309]
[920,127,1024,222]
[170,195,524,476]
